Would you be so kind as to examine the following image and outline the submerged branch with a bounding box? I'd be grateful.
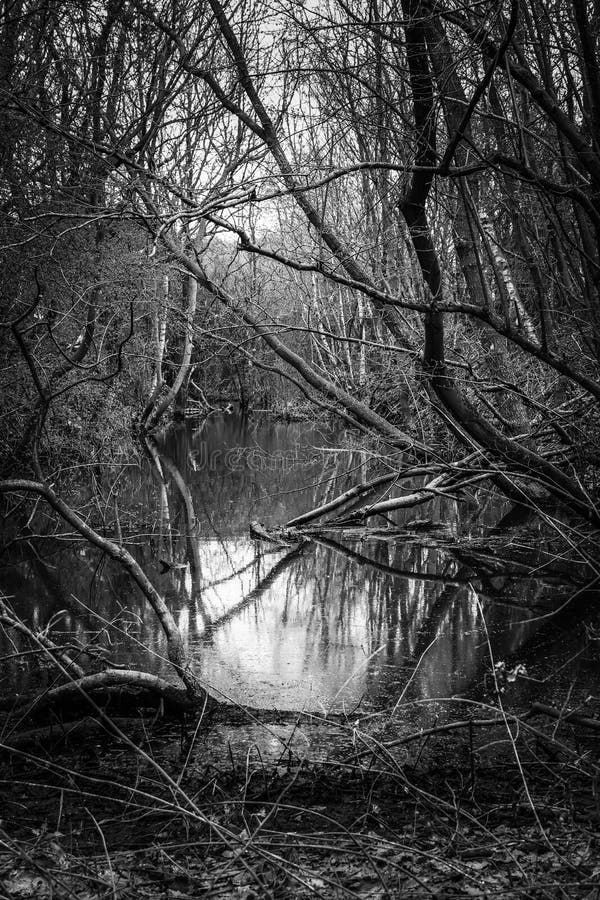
[0,597,86,681]
[0,479,216,707]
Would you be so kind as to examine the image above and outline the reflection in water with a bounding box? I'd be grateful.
[0,415,597,712]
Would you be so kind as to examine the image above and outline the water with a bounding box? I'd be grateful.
[1,414,599,715]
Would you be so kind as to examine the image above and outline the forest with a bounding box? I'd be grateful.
[1,0,600,897]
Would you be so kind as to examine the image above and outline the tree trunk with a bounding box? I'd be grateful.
[144,270,198,431]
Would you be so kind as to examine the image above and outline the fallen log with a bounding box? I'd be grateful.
[249,520,306,547]
[527,701,600,730]
[285,473,396,528]
[0,670,196,720]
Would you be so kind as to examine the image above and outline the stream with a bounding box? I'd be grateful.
[1,414,599,721]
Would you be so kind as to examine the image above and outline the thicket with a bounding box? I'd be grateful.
[1,0,600,894]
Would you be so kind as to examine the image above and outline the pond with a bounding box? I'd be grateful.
[1,414,599,718]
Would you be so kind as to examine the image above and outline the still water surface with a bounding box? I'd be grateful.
[1,415,598,714]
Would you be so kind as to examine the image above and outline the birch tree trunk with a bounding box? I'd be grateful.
[144,271,198,431]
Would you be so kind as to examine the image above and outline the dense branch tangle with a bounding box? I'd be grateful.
[121,0,600,523]
[2,0,600,701]
[20,0,593,519]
